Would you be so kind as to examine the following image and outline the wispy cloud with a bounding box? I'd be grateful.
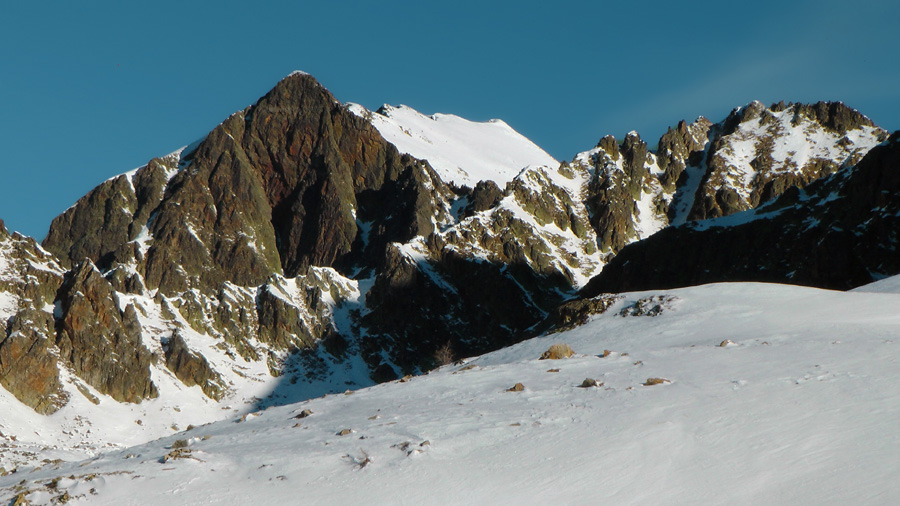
[604,47,813,134]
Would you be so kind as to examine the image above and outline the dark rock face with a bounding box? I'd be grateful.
[0,226,68,413]
[163,331,226,400]
[0,307,68,415]
[55,261,158,403]
[255,274,338,351]
[585,133,656,253]
[657,118,712,192]
[439,164,597,284]
[43,175,138,270]
[44,73,451,296]
[796,101,879,133]
[363,243,567,373]
[465,180,503,215]
[544,294,622,334]
[583,132,900,294]
[34,73,457,391]
[572,100,884,267]
[44,155,178,271]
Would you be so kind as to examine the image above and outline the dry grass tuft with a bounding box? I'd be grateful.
[540,343,574,360]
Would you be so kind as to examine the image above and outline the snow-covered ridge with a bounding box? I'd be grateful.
[348,103,558,188]
[708,103,885,204]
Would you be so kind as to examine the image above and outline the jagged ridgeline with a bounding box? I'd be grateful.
[584,131,900,294]
[0,71,890,415]
[1,73,575,414]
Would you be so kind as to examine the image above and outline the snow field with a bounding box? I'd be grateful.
[3,281,899,505]
[348,103,558,188]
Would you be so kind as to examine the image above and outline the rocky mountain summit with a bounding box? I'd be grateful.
[0,70,895,459]
[584,131,900,293]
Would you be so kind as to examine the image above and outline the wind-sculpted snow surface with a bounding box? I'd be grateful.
[2,281,898,505]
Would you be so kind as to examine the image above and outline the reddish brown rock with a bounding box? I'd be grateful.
[163,331,226,400]
[55,260,158,403]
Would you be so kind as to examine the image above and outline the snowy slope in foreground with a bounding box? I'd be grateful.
[2,282,899,505]
[348,103,559,187]
[851,273,900,294]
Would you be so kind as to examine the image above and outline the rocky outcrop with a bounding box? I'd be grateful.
[0,307,68,414]
[688,101,887,221]
[363,241,569,373]
[352,155,611,374]
[44,153,180,271]
[572,101,886,265]
[44,73,453,297]
[544,294,622,334]
[163,331,226,400]
[583,132,900,293]
[656,118,712,192]
[0,225,67,413]
[28,73,460,398]
[437,163,600,285]
[35,73,457,390]
[583,132,666,254]
[787,101,880,132]
[464,180,503,216]
[256,272,343,351]
[55,261,158,403]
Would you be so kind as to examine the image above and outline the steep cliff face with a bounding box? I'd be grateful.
[0,224,67,414]
[44,72,452,294]
[580,132,671,255]
[583,132,900,294]
[2,224,160,413]
[55,260,159,403]
[4,74,454,416]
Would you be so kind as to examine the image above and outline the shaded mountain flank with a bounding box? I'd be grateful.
[582,131,900,294]
[0,71,895,416]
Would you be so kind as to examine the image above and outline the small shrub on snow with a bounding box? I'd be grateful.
[433,341,455,367]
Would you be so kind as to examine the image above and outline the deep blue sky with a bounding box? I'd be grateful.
[2,1,898,240]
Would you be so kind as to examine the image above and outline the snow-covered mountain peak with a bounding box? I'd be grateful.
[347,102,558,188]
